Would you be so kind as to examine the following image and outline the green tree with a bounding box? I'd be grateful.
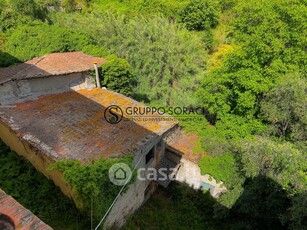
[100,57,135,97]
[261,75,307,141]
[180,0,220,31]
[237,136,306,190]
[52,12,206,106]
[4,23,92,62]
[197,0,307,119]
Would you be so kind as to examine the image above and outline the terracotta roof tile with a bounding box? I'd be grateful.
[0,52,107,84]
[0,89,178,162]
[167,129,204,163]
[0,188,52,230]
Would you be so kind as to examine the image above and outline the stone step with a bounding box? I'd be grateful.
[156,156,181,188]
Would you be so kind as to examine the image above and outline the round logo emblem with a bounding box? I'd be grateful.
[104,105,123,124]
[108,163,132,186]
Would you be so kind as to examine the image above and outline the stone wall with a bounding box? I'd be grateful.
[104,134,164,229]
[0,72,95,105]
[0,117,169,229]
[0,120,75,199]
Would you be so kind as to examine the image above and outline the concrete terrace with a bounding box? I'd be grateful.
[0,88,177,162]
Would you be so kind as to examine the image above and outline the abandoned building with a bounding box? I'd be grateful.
[0,52,225,229]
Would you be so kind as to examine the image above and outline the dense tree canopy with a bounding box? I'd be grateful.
[261,75,307,141]
[197,0,307,119]
[53,12,207,105]
[4,23,92,62]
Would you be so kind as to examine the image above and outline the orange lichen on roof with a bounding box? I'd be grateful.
[0,88,178,162]
[0,52,107,84]
[167,129,204,163]
[77,89,178,133]
[0,188,52,230]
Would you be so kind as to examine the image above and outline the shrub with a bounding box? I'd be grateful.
[100,57,135,96]
[180,0,220,31]
[198,152,239,185]
[52,155,134,221]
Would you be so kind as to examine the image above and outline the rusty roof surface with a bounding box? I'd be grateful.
[0,89,177,162]
[167,129,204,163]
[0,52,106,84]
[0,188,52,230]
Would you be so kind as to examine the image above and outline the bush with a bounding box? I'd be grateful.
[198,152,240,185]
[0,140,89,229]
[52,156,134,222]
[180,0,220,31]
[100,57,135,96]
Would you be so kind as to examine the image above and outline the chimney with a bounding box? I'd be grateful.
[93,62,101,88]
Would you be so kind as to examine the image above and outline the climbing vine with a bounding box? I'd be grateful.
[51,155,134,222]
[0,140,89,229]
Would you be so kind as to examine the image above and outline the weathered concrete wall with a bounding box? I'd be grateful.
[104,134,163,229]
[0,116,168,229]
[173,156,227,198]
[175,158,203,189]
[0,120,75,199]
[0,72,95,105]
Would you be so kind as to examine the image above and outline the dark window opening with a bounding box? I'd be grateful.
[145,147,155,164]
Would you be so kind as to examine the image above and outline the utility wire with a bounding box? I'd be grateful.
[94,154,144,230]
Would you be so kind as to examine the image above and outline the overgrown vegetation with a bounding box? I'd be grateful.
[52,155,134,222]
[52,12,206,105]
[125,183,217,230]
[4,23,92,62]
[1,0,306,229]
[99,56,135,97]
[0,140,90,229]
[125,181,305,230]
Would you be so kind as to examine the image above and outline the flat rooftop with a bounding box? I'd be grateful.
[0,89,177,162]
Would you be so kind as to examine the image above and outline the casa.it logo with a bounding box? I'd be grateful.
[104,105,123,124]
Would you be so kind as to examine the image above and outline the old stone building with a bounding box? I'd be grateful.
[0,52,179,228]
[0,52,106,105]
[0,52,226,229]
